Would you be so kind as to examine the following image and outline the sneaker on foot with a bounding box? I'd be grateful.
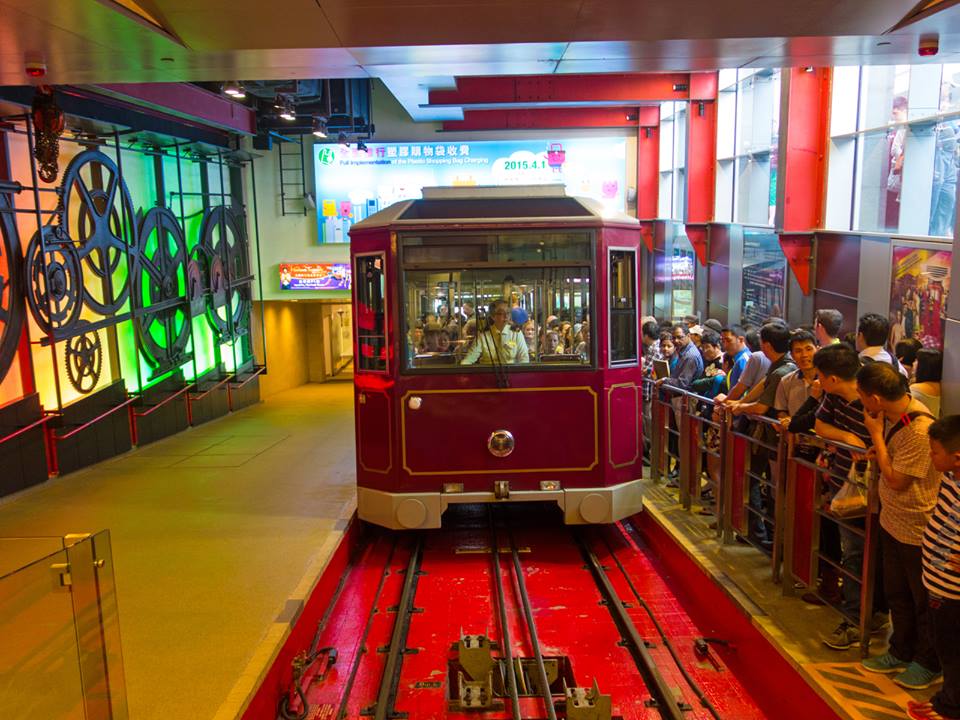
[861,652,909,674]
[894,662,943,690]
[907,701,959,720]
[823,621,860,650]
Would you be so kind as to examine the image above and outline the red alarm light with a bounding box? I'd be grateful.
[919,35,939,57]
[25,60,46,78]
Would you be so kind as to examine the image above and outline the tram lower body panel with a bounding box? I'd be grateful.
[355,374,645,530]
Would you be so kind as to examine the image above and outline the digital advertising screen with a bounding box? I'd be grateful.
[279,263,351,291]
[313,138,628,243]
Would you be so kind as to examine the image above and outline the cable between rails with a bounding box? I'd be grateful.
[488,506,522,720]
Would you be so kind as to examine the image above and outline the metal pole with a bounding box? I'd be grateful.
[112,131,143,399]
[24,115,64,412]
[249,157,268,372]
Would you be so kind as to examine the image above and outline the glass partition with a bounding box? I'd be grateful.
[0,532,128,720]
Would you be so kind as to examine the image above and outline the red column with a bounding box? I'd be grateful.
[684,72,719,266]
[778,67,831,295]
[637,118,660,219]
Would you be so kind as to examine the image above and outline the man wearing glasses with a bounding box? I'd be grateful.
[657,324,703,390]
[460,301,530,365]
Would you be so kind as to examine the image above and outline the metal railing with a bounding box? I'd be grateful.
[641,378,881,656]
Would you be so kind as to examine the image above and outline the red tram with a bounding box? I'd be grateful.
[350,186,644,529]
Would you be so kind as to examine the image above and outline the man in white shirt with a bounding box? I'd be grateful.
[460,301,530,365]
[857,312,908,377]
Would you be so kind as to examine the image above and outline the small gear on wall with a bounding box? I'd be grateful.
[64,324,102,394]
[24,225,84,334]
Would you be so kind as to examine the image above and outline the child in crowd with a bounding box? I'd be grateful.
[908,415,960,720]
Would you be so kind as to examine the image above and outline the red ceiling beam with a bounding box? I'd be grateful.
[428,73,717,107]
[441,106,659,131]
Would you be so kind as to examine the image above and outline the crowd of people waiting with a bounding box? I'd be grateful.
[644,309,958,720]
[406,300,590,365]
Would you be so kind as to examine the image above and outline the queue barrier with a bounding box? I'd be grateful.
[641,378,881,657]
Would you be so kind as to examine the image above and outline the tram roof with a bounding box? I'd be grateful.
[351,185,639,231]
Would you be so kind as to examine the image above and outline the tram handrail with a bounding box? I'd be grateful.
[642,373,882,657]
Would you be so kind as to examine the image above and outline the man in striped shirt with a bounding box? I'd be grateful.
[908,415,960,720]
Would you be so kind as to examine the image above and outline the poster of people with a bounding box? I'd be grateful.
[888,245,952,350]
[279,263,351,291]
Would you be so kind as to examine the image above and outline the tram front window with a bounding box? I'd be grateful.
[400,232,593,371]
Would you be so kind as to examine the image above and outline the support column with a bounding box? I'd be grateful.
[684,73,718,268]
[776,67,832,327]
[637,120,660,220]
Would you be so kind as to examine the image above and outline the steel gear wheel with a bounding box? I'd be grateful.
[58,149,137,316]
[64,323,102,394]
[132,207,190,370]
[198,206,251,339]
[0,190,25,384]
[24,225,83,334]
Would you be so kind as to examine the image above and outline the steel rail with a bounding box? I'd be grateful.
[373,535,424,720]
[602,527,722,720]
[505,515,558,720]
[335,536,399,720]
[575,529,686,720]
[488,507,522,720]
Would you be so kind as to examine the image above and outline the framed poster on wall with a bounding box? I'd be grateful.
[279,263,351,291]
[888,242,952,350]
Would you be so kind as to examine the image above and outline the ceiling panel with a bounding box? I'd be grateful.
[347,42,568,66]
[322,1,583,46]
[561,38,788,61]
[573,0,916,40]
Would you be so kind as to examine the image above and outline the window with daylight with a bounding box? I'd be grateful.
[826,63,960,238]
[714,69,781,226]
[659,101,687,220]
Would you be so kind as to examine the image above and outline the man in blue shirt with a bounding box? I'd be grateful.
[721,324,752,389]
[658,324,704,391]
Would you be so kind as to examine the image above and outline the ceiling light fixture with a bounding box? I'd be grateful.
[356,139,368,152]
[279,96,297,121]
[802,66,815,73]
[337,131,349,146]
[312,116,327,138]
[222,81,246,99]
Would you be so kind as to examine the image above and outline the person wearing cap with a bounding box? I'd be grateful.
[689,324,704,349]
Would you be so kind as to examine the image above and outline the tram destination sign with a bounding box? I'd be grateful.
[279,263,351,291]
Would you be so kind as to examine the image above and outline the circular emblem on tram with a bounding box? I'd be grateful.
[487,430,515,458]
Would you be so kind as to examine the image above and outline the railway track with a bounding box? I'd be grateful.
[277,506,762,720]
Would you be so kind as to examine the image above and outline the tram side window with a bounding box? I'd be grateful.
[355,254,387,372]
[402,267,592,370]
[609,250,638,365]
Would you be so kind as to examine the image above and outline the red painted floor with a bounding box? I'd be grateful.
[278,505,768,719]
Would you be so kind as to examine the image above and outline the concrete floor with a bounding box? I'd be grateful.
[0,381,357,720]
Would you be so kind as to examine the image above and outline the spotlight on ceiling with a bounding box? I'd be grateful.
[356,139,368,152]
[312,116,327,138]
[222,81,245,99]
[337,131,349,146]
[279,97,297,121]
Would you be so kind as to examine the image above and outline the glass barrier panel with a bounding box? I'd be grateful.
[0,548,85,720]
[0,536,65,578]
[68,532,128,720]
